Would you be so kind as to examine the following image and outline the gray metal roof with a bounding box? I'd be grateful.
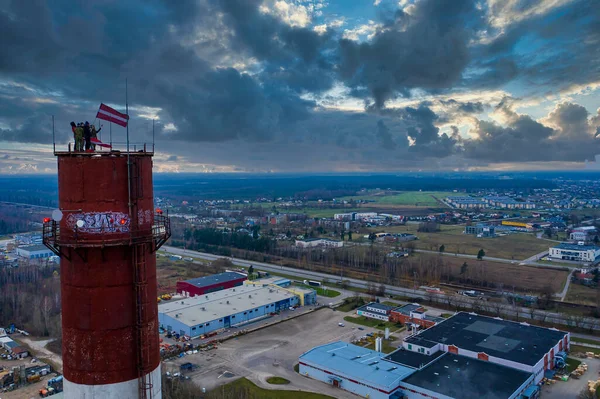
[159,285,296,327]
[17,244,52,253]
[182,272,246,288]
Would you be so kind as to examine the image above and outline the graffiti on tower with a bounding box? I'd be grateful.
[65,211,131,233]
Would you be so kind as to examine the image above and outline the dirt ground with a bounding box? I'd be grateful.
[156,256,212,295]
[565,283,598,307]
[432,254,569,293]
[381,224,551,260]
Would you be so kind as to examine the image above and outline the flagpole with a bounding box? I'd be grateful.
[52,115,55,154]
[126,78,132,219]
[110,122,112,147]
[152,119,155,153]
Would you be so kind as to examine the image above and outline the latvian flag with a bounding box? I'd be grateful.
[91,137,112,149]
[96,103,129,127]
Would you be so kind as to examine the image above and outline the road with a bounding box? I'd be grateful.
[161,246,600,330]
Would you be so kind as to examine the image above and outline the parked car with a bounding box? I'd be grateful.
[338,323,345,327]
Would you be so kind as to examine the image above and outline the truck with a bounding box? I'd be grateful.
[303,280,321,287]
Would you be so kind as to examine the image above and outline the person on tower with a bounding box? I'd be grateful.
[74,123,84,152]
[90,124,102,150]
[83,121,92,152]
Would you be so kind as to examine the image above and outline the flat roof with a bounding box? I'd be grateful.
[300,341,414,391]
[182,272,246,289]
[404,335,439,348]
[159,285,296,327]
[384,348,445,369]
[410,312,567,366]
[402,353,532,399]
[17,244,52,252]
[393,303,422,315]
[554,243,599,251]
[363,302,396,312]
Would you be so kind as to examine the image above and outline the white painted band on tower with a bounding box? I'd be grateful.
[64,364,161,399]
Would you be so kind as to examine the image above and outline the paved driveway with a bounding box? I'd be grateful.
[542,357,600,399]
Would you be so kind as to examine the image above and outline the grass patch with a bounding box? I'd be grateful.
[336,297,367,312]
[294,364,299,373]
[296,284,340,298]
[571,345,600,355]
[566,357,582,373]
[208,378,335,399]
[266,377,290,385]
[365,338,399,354]
[572,337,600,346]
[339,191,453,207]
[382,301,400,307]
[565,283,599,306]
[343,315,403,331]
[441,313,454,318]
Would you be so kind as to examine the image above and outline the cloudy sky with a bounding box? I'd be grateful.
[1,0,600,173]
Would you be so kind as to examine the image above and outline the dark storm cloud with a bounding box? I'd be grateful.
[467,0,600,93]
[464,101,600,162]
[338,0,483,107]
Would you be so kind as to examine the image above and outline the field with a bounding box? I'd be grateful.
[343,315,403,331]
[339,191,454,207]
[296,284,340,297]
[571,345,600,355]
[379,224,551,260]
[412,252,568,293]
[155,256,212,295]
[565,283,598,306]
[208,378,335,398]
[566,358,582,373]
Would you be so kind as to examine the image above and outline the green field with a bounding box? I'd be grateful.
[365,337,399,354]
[572,337,600,346]
[340,191,454,207]
[565,283,598,306]
[296,284,340,297]
[266,377,290,385]
[208,378,335,399]
[379,223,551,260]
[566,357,582,373]
[343,315,404,331]
[571,345,600,355]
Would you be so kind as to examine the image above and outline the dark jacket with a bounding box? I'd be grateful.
[83,124,91,139]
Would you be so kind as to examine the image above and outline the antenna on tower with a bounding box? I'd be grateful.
[52,115,55,154]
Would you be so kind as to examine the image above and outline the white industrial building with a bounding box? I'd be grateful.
[16,244,54,260]
[300,312,568,399]
[295,238,343,248]
[356,303,395,321]
[569,226,597,242]
[549,243,600,263]
[158,285,306,338]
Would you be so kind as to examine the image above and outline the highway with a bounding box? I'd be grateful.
[161,245,600,331]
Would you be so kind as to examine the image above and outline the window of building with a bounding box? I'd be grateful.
[192,327,196,331]
[232,315,235,319]
[219,319,222,322]
[256,308,258,311]
[244,312,247,315]
[408,344,412,350]
[206,323,210,326]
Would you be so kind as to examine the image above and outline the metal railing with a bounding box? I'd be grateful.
[54,141,155,155]
[42,213,171,252]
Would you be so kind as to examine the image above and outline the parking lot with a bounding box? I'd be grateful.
[163,307,381,398]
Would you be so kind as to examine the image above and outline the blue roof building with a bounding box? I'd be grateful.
[299,341,414,399]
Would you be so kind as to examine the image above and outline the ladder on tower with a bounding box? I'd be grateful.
[133,243,153,399]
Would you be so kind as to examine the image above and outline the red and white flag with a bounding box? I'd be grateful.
[96,103,129,127]
[90,137,112,149]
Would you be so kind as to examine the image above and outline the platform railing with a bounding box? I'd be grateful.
[54,141,155,155]
[42,212,171,251]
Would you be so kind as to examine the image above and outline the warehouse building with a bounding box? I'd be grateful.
[549,243,600,263]
[295,238,343,248]
[159,285,303,338]
[244,276,317,306]
[176,271,247,297]
[300,312,568,398]
[299,341,535,399]
[402,312,569,383]
[16,244,54,260]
